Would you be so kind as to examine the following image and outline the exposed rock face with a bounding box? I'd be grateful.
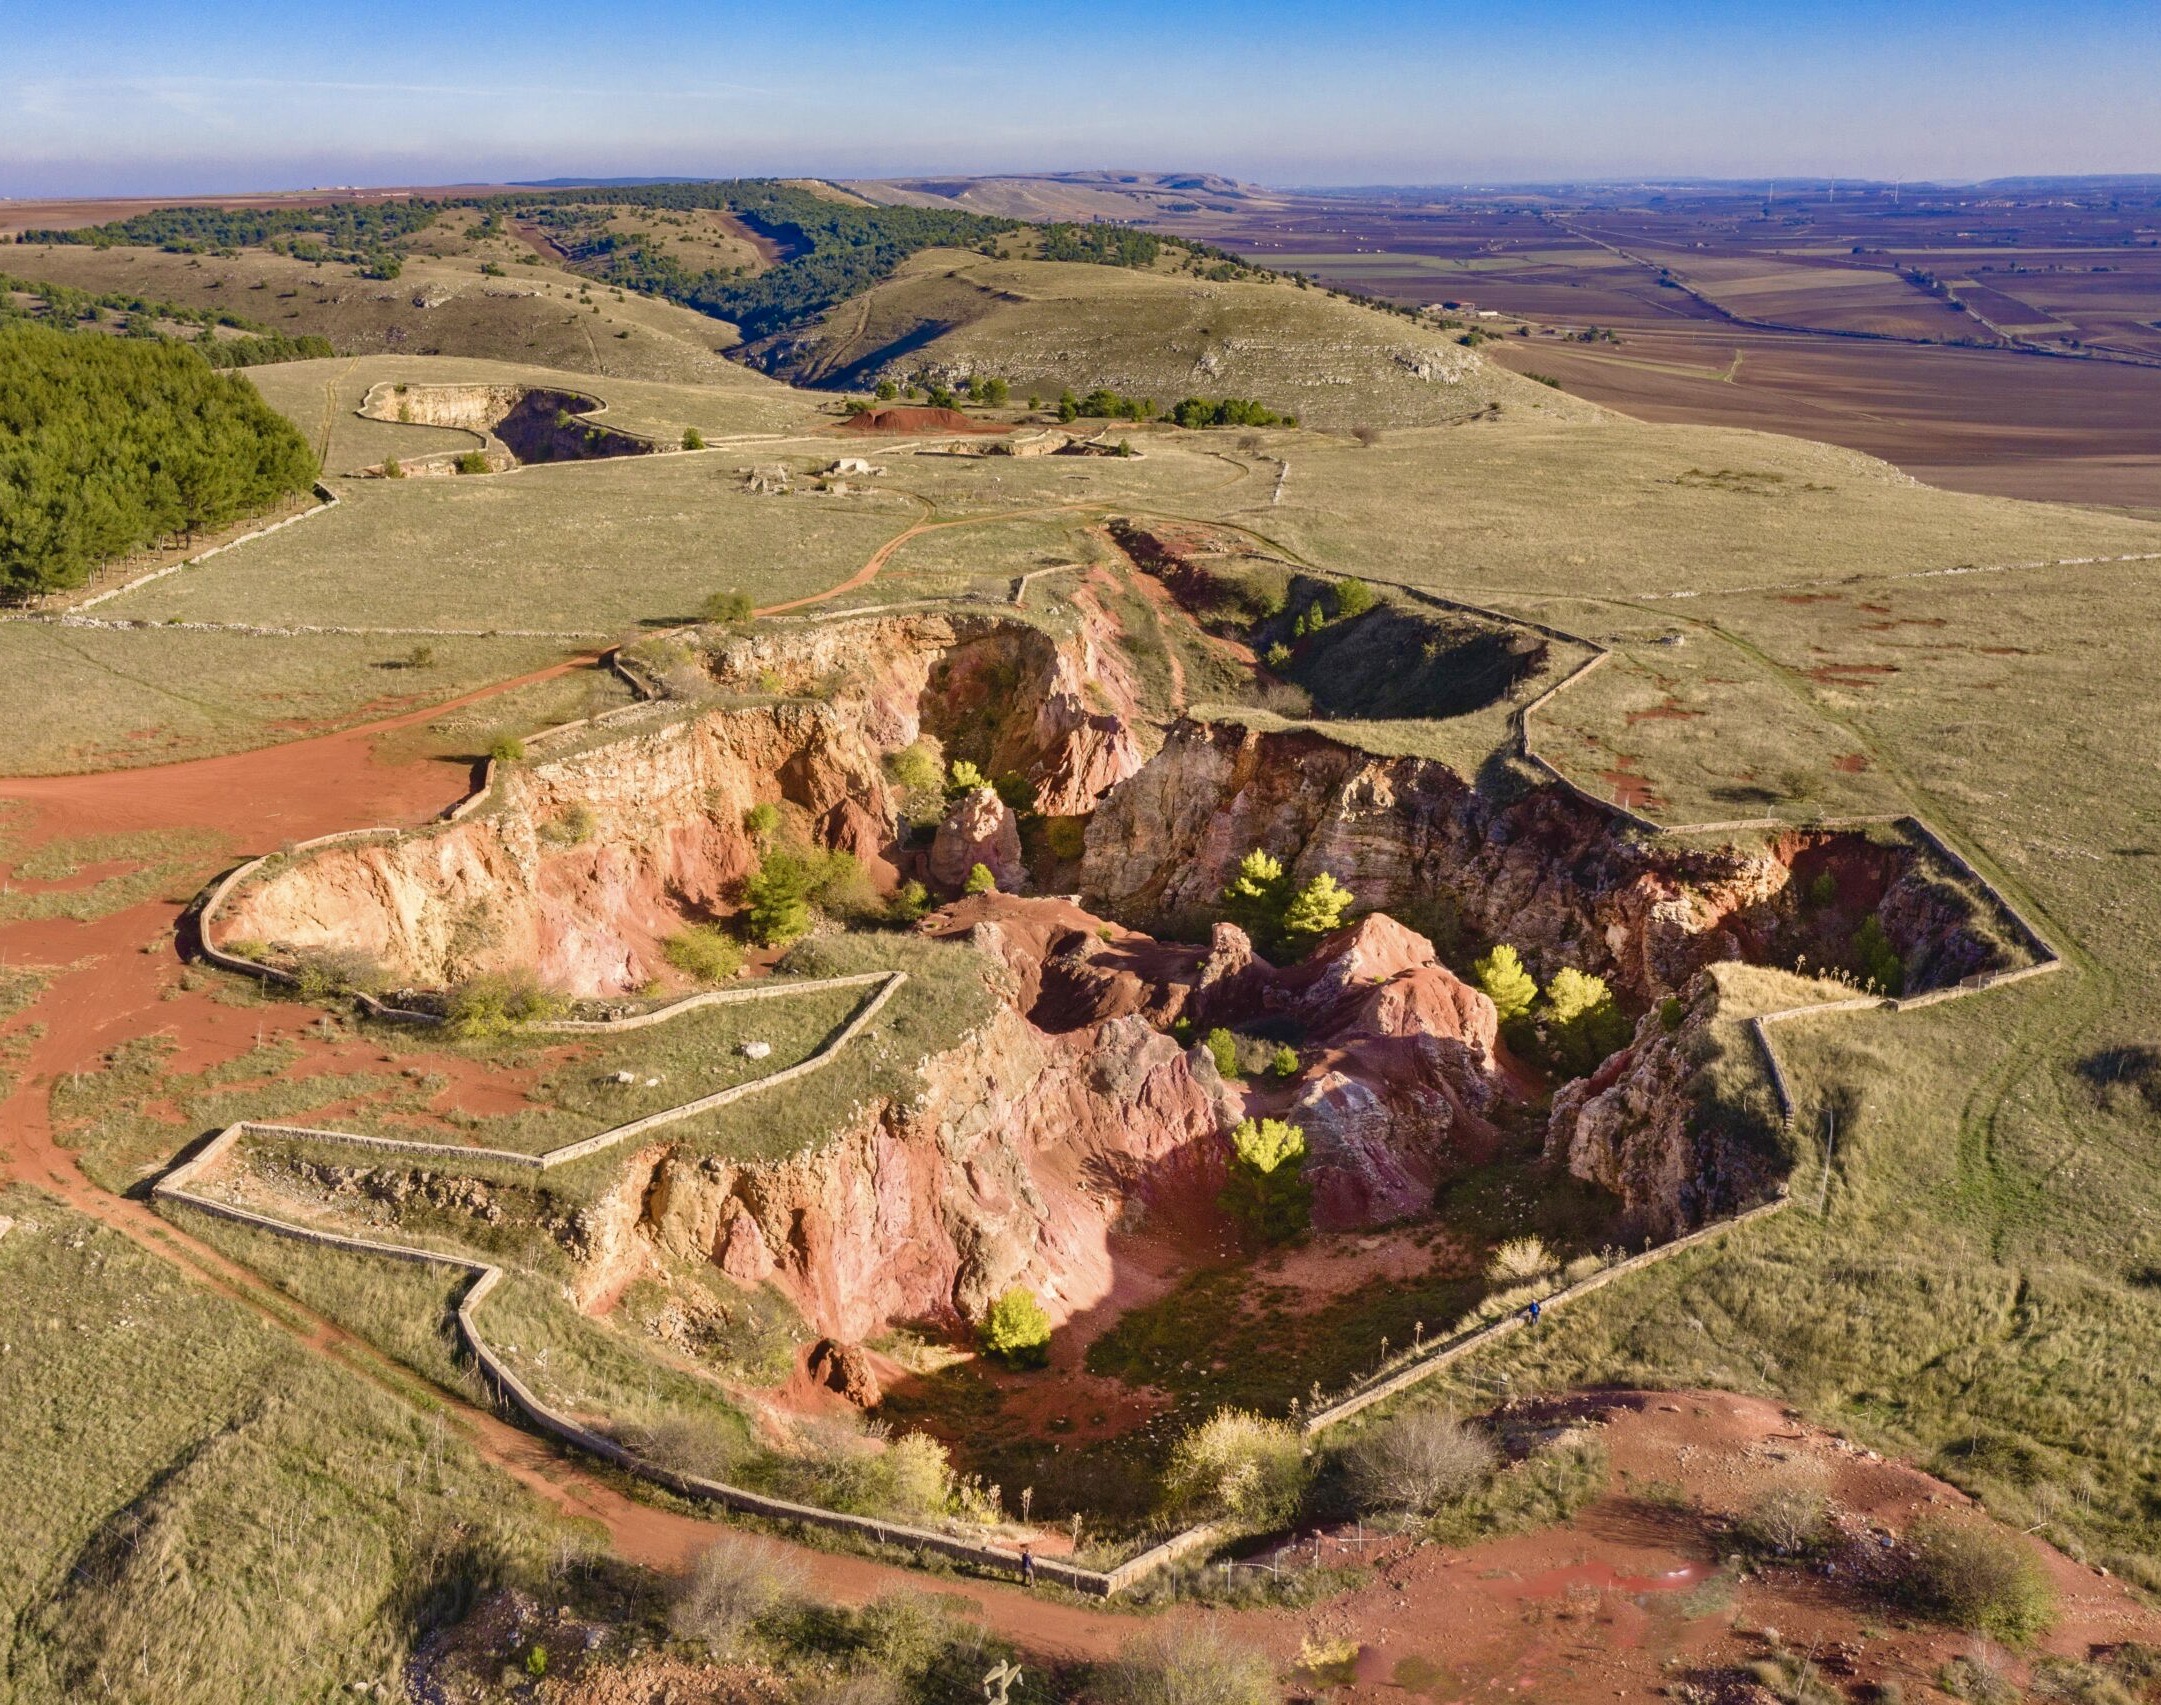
[618,988,1239,1343]
[702,608,1150,817]
[219,701,897,994]
[1081,720,2009,1003]
[930,788,1024,891]
[1542,973,1785,1238]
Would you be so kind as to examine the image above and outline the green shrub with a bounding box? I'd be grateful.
[487,733,526,764]
[742,800,782,841]
[381,455,404,479]
[1220,1116,1309,1245]
[1268,1044,1300,1079]
[444,970,561,1039]
[1163,1409,1305,1526]
[1220,848,1292,953]
[883,739,942,798]
[681,426,705,451]
[289,946,385,1004]
[1281,872,1354,947]
[980,1287,1052,1369]
[1854,914,1906,995]
[1333,576,1375,619]
[1264,641,1292,670]
[453,450,490,475]
[962,862,997,896]
[1485,1235,1555,1284]
[1095,1625,1278,1705]
[1344,1409,1498,1518]
[1042,816,1088,861]
[886,879,931,924]
[946,758,989,796]
[701,587,754,626]
[1430,1432,1608,1545]
[1472,943,1537,1024]
[663,925,742,983]
[1204,1026,1240,1080]
[743,849,815,946]
[1540,966,1631,1075]
[1900,1513,2056,1643]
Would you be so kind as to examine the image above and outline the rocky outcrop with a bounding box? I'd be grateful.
[1542,972,1785,1238]
[617,991,1239,1343]
[930,788,1024,891]
[219,701,897,994]
[702,608,1149,817]
[1081,720,2010,1003]
[808,1339,882,1407]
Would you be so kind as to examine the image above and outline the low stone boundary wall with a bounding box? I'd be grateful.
[1299,1191,1795,1435]
[64,482,340,615]
[227,969,897,1174]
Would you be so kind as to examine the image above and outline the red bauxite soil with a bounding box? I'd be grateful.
[837,405,1006,434]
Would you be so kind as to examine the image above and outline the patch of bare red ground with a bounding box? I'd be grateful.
[1625,699,1704,726]
[836,405,1006,435]
[1806,660,1901,687]
[1602,758,1664,812]
[1246,1390,2161,1704]
[1831,752,1871,773]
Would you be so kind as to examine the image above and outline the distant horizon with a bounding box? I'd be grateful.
[8,168,2161,208]
[7,0,2155,201]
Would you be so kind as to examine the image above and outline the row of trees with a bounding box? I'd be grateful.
[1472,943,1632,1074]
[1051,386,1294,429]
[0,323,319,598]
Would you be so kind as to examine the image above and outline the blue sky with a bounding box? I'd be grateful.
[4,0,2156,197]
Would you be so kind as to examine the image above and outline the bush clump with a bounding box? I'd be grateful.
[1095,1625,1279,1705]
[1219,1116,1309,1245]
[1899,1513,2056,1644]
[663,924,743,983]
[1472,943,1537,1025]
[980,1286,1052,1369]
[701,587,754,626]
[1163,1408,1305,1526]
[1343,1408,1498,1518]
[669,1534,804,1652]
[444,969,561,1039]
[1735,1482,1832,1558]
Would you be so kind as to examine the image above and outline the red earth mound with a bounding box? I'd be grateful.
[838,406,1006,435]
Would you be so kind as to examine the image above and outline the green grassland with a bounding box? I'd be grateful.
[1249,421,2161,601]
[100,449,906,638]
[0,1187,581,1703]
[778,249,1591,429]
[0,619,574,775]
